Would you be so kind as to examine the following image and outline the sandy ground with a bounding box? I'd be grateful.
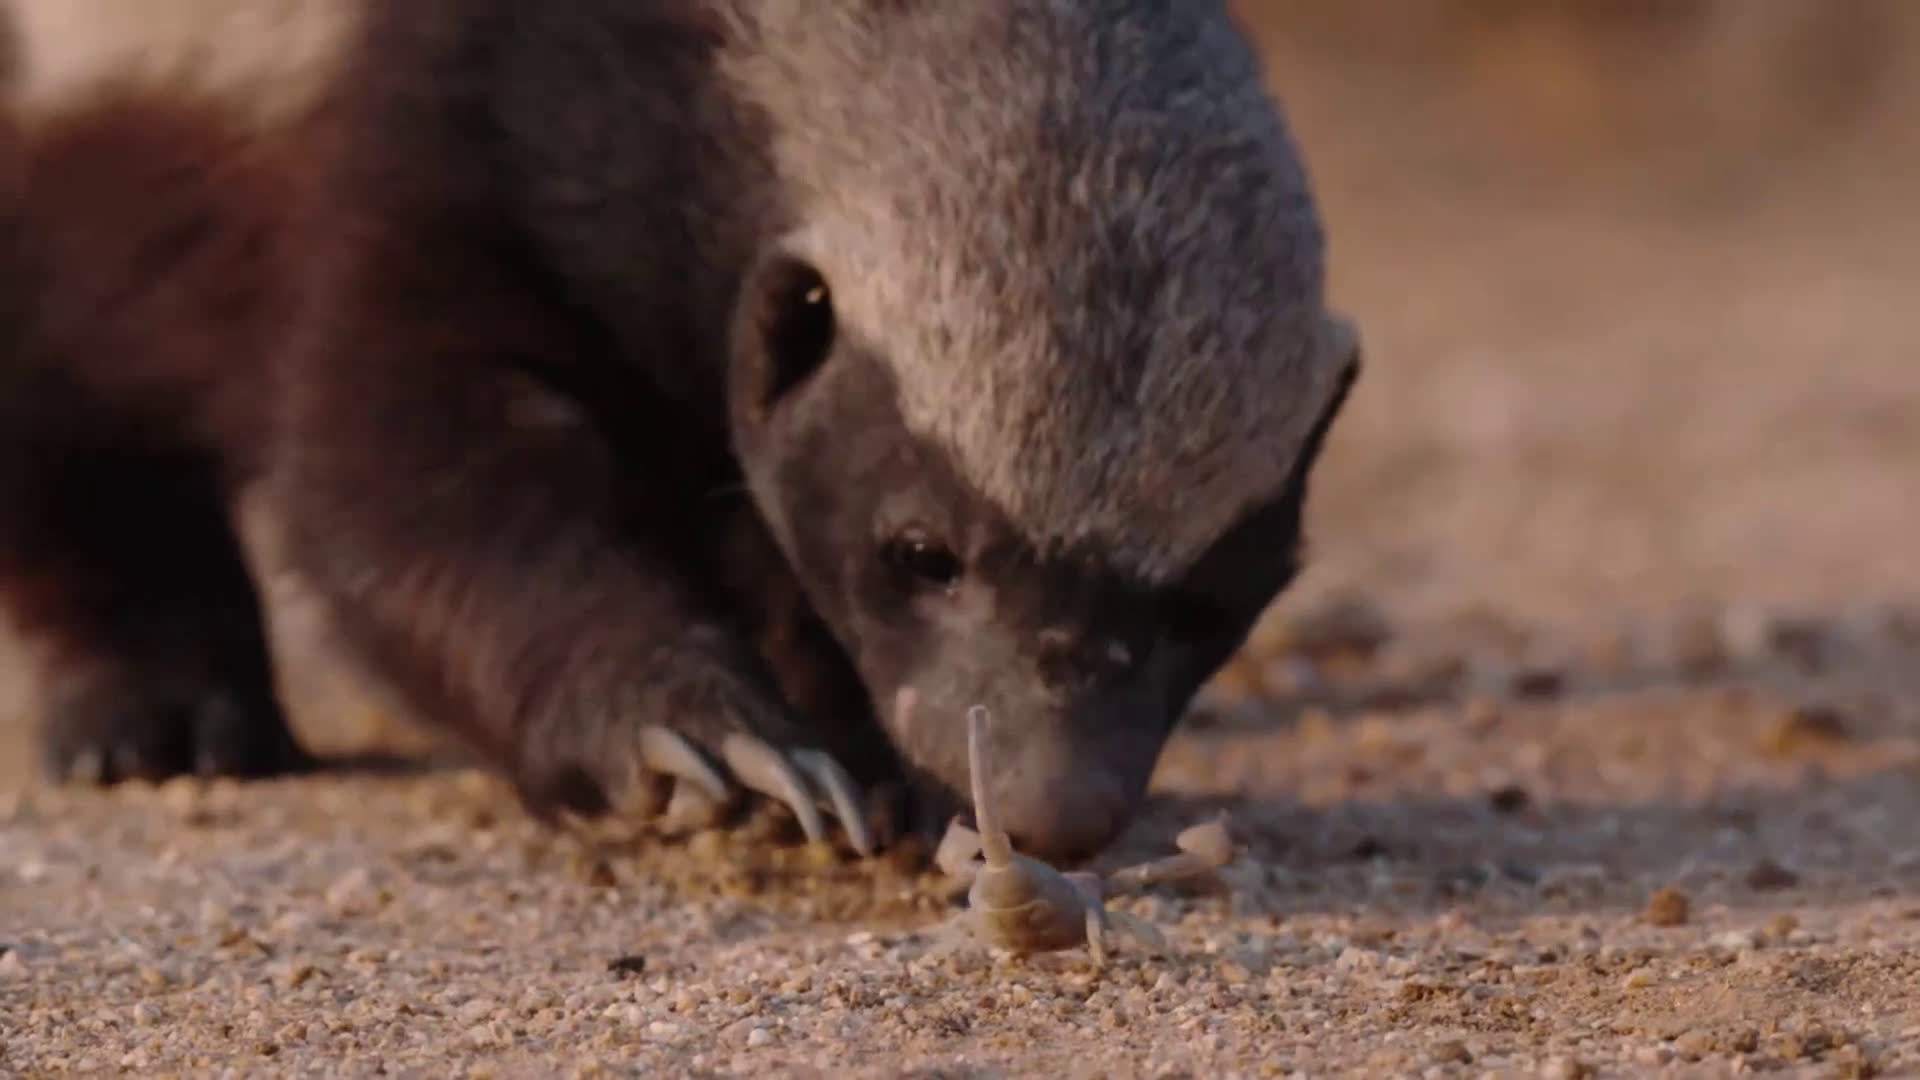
[5,6,1920,1077]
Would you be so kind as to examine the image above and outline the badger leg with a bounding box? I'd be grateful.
[0,90,307,784]
[273,269,876,855]
[0,442,304,784]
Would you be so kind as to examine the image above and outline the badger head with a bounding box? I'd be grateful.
[721,1,1361,863]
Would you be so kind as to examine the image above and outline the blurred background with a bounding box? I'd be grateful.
[1230,0,1920,634]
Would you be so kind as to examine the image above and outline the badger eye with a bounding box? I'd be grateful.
[881,529,963,592]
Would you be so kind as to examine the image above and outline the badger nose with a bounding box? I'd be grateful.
[990,770,1130,867]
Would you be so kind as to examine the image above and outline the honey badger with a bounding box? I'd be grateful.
[1,0,1360,865]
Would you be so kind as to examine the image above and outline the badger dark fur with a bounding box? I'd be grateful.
[1,0,1360,865]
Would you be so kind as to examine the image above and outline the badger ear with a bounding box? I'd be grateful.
[1293,309,1361,476]
[1318,309,1361,393]
[730,253,838,428]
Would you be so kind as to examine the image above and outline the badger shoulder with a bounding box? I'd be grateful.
[3,0,359,129]
[1,0,357,467]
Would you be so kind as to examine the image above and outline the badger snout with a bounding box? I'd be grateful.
[983,761,1133,866]
[975,704,1165,865]
[892,680,1168,866]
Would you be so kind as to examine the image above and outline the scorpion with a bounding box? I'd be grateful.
[926,705,1236,966]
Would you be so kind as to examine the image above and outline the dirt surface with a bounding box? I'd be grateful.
[5,5,1920,1077]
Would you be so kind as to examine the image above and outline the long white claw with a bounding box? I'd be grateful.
[720,733,827,847]
[791,748,874,857]
[637,726,731,804]
[661,778,726,832]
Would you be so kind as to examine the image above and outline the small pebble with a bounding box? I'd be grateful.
[1768,1033,1810,1061]
[1746,858,1801,891]
[1488,785,1531,815]
[1508,666,1566,699]
[1463,696,1503,732]
[607,955,647,978]
[1643,886,1690,927]
[572,857,618,889]
[1669,613,1728,675]
[1761,615,1832,670]
[1672,1030,1714,1058]
[277,963,317,990]
[325,868,384,917]
[1711,928,1762,952]
[1539,1056,1592,1080]
[686,830,729,863]
[1275,594,1393,661]
[798,841,840,871]
[746,1027,773,1048]
[1176,817,1235,864]
[1760,703,1852,757]
[1349,835,1388,860]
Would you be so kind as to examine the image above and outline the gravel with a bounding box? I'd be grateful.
[6,595,1919,1077]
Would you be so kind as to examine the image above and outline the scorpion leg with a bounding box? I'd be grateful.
[1084,907,1109,967]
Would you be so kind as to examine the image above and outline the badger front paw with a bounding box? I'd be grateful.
[38,666,308,785]
[513,629,880,857]
[633,724,874,857]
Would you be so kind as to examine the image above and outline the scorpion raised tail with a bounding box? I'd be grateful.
[966,704,1015,870]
